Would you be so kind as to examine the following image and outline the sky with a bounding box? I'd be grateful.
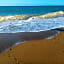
[0,0,64,6]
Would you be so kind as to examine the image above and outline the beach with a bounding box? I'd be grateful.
[0,6,64,64]
[0,32,64,64]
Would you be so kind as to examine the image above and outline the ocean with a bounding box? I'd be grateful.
[0,6,64,16]
[0,6,64,33]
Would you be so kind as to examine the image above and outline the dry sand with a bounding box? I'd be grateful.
[0,32,64,64]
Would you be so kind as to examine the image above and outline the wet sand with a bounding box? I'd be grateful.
[0,30,58,53]
[0,32,64,64]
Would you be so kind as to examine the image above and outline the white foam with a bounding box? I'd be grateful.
[0,17,64,33]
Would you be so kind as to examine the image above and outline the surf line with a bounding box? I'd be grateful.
[0,11,63,22]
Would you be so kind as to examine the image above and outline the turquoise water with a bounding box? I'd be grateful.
[0,6,64,33]
[0,6,64,16]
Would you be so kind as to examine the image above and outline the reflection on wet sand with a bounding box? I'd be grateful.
[0,30,59,53]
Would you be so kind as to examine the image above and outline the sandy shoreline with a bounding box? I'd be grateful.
[0,30,58,53]
[0,32,64,64]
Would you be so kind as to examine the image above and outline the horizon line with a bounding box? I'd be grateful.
[0,5,64,6]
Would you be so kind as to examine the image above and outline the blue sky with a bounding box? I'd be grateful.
[0,0,64,6]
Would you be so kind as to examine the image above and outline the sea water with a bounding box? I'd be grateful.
[0,6,64,16]
[0,17,64,33]
[0,6,64,33]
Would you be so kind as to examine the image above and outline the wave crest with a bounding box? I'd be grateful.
[0,11,63,22]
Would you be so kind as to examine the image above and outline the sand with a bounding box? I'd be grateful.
[0,32,64,64]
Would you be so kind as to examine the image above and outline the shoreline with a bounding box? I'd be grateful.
[0,30,58,53]
[0,32,64,64]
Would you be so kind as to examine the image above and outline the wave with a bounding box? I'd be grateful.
[0,11,63,22]
[0,16,64,33]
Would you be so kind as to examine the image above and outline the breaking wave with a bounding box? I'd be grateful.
[0,17,64,33]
